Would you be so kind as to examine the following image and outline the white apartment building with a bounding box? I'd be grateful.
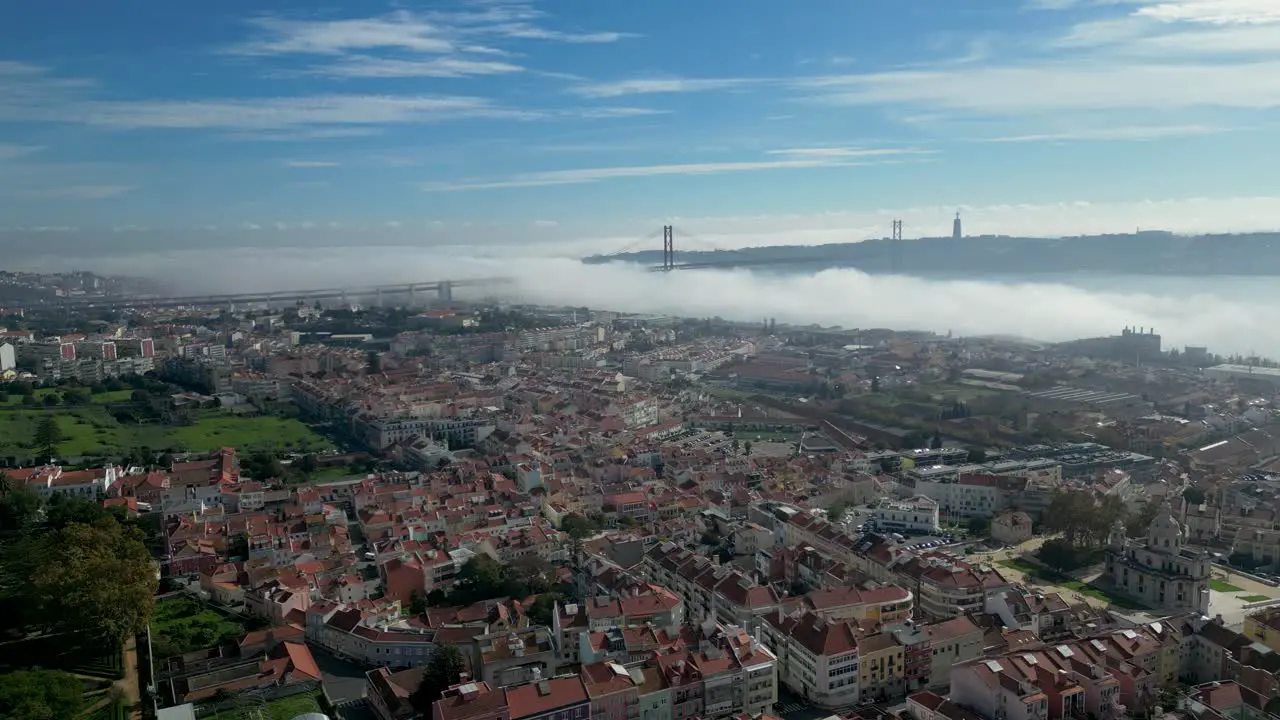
[914,474,1006,519]
[763,611,861,710]
[873,496,940,534]
[17,465,122,498]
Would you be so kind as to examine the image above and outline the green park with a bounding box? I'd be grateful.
[0,382,332,464]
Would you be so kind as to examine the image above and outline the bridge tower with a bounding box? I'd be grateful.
[891,219,903,274]
[407,284,416,307]
[662,225,675,271]
[438,281,453,302]
[375,287,383,307]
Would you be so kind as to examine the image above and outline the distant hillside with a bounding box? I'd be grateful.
[583,231,1280,276]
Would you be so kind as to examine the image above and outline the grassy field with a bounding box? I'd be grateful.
[169,412,330,453]
[1239,594,1270,602]
[0,394,331,461]
[1210,579,1245,593]
[151,597,247,658]
[205,690,325,720]
[309,465,356,483]
[997,557,1043,575]
[917,383,1000,402]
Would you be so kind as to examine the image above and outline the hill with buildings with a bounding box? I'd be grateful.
[586,230,1280,276]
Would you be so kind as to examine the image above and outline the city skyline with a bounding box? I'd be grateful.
[3,0,1280,251]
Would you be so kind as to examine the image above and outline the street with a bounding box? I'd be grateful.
[310,647,369,705]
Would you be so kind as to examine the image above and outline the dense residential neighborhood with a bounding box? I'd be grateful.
[2,293,1280,720]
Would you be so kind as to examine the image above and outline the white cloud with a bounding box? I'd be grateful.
[226,6,631,63]
[308,55,523,78]
[227,12,456,56]
[0,62,95,123]
[766,147,935,158]
[486,25,634,43]
[226,127,384,141]
[570,107,667,119]
[569,78,757,98]
[802,60,1280,113]
[1125,22,1280,53]
[983,124,1235,141]
[285,160,341,167]
[422,156,910,191]
[1136,0,1280,25]
[0,144,44,160]
[81,94,522,131]
[19,185,134,200]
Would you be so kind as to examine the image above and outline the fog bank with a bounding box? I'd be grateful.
[16,245,1280,358]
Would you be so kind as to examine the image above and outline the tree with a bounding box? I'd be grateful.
[828,500,849,523]
[966,448,987,464]
[408,591,427,616]
[44,494,111,531]
[0,669,85,720]
[560,513,597,540]
[743,441,753,455]
[967,516,990,536]
[366,350,382,375]
[0,485,43,533]
[1042,489,1112,548]
[1037,538,1095,572]
[298,454,319,474]
[411,644,467,711]
[1125,502,1160,538]
[41,393,59,408]
[61,389,90,406]
[1183,487,1207,506]
[449,554,507,605]
[32,416,63,462]
[27,521,158,649]
[507,555,556,596]
[211,689,235,703]
[929,429,943,450]
[527,592,562,627]
[20,394,35,406]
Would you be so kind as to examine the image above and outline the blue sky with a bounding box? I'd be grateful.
[3,0,1280,253]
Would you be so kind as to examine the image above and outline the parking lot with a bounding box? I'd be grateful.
[834,510,966,551]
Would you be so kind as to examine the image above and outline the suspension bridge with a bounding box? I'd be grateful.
[586,222,907,272]
[6,220,913,311]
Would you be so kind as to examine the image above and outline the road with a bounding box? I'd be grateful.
[311,647,369,705]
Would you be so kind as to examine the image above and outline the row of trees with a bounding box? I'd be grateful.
[1036,488,1169,571]
[0,485,158,650]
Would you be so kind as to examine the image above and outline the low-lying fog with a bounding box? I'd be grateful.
[19,244,1278,358]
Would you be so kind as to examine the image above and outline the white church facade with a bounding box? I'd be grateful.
[1104,500,1211,614]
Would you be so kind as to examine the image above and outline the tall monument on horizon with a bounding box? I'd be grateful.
[952,211,962,240]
